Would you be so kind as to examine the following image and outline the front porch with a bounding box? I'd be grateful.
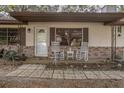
[1,12,124,63]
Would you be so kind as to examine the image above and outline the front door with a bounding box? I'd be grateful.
[35,27,48,57]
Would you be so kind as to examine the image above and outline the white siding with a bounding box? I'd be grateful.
[116,26,124,47]
[27,22,112,47]
[1,22,124,47]
[89,24,111,47]
[26,26,35,46]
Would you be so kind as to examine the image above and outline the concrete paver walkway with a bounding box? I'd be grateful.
[6,64,124,80]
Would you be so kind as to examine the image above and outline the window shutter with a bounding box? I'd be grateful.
[50,27,55,45]
[83,28,89,42]
[18,27,26,46]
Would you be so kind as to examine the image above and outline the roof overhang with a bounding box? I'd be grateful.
[9,12,124,25]
[0,20,27,25]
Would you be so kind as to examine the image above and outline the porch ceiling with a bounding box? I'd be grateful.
[9,12,124,25]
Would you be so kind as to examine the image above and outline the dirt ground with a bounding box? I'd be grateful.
[0,59,19,77]
[0,77,124,88]
[0,59,124,88]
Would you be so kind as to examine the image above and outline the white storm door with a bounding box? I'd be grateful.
[35,28,48,57]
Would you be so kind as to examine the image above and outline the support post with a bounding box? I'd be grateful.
[17,24,23,54]
[111,26,117,62]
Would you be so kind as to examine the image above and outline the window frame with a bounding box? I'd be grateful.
[55,28,83,46]
[0,28,19,45]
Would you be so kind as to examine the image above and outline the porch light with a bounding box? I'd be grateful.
[27,28,31,33]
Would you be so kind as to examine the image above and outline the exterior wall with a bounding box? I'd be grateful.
[0,45,123,58]
[116,26,124,47]
[27,22,112,47]
[48,46,111,59]
[0,23,111,47]
[23,46,34,57]
[25,26,35,46]
[48,46,123,59]
[0,25,35,57]
[1,23,124,58]
[26,22,124,58]
[26,22,124,47]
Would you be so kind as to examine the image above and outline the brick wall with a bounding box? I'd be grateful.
[0,45,123,59]
[89,47,111,58]
[49,46,124,59]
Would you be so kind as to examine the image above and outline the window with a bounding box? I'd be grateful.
[50,28,89,46]
[8,28,19,44]
[0,28,19,45]
[56,28,82,46]
[0,28,7,44]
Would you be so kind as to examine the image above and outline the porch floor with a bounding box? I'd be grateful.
[6,64,124,80]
